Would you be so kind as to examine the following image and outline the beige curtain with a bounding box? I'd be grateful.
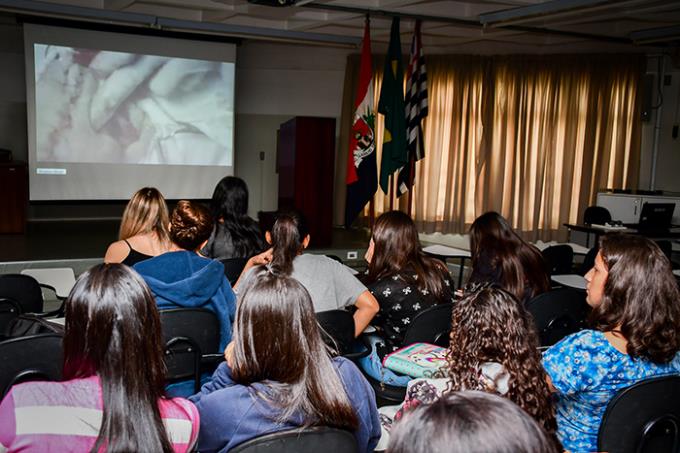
[337,53,644,241]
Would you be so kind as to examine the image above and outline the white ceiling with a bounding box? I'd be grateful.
[3,0,680,53]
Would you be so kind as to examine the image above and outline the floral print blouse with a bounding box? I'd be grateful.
[542,330,680,452]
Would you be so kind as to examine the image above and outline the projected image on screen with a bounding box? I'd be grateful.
[34,44,234,166]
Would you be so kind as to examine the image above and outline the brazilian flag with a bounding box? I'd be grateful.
[378,17,407,194]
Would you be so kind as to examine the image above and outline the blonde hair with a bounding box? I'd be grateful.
[119,188,170,244]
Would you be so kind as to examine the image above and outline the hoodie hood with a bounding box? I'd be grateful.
[134,250,224,308]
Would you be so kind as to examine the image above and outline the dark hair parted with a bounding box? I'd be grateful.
[170,200,213,251]
[208,176,264,258]
[62,264,172,453]
[268,211,310,275]
[387,391,559,453]
[591,233,680,363]
[443,284,557,435]
[469,211,550,302]
[231,270,358,430]
[365,210,450,298]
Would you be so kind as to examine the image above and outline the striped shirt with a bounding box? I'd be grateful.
[0,375,199,452]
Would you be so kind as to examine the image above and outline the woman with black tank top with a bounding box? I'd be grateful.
[104,187,171,266]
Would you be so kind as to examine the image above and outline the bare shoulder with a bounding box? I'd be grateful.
[104,240,129,263]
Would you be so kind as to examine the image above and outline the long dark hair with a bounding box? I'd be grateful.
[209,176,263,258]
[442,284,557,435]
[268,211,309,275]
[591,233,680,363]
[469,212,550,301]
[62,264,172,453]
[231,270,358,429]
[388,391,559,453]
[366,210,449,298]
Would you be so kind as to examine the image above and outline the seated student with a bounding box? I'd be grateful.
[543,233,680,453]
[387,391,559,453]
[359,210,455,385]
[0,264,199,452]
[190,270,381,452]
[105,187,171,266]
[468,211,550,303]
[378,284,556,449]
[134,200,236,352]
[201,176,265,260]
[236,211,379,337]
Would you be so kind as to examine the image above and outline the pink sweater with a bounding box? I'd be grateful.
[0,375,199,452]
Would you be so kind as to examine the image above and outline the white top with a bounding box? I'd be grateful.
[551,274,586,290]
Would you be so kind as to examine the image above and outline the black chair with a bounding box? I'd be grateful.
[580,246,599,275]
[0,333,63,397]
[229,426,357,453]
[159,308,222,394]
[316,310,369,362]
[364,302,454,407]
[525,288,590,347]
[0,274,45,314]
[584,206,612,225]
[220,258,248,286]
[0,298,21,338]
[598,375,680,453]
[542,244,574,276]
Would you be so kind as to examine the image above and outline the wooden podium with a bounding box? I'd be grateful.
[277,117,336,247]
[0,161,28,234]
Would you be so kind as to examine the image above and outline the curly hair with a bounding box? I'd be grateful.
[591,233,680,363]
[442,284,556,435]
[169,200,213,251]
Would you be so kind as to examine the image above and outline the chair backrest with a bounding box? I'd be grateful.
[0,298,21,338]
[0,274,43,314]
[525,288,589,347]
[402,302,454,348]
[20,267,76,300]
[580,246,599,275]
[0,333,64,397]
[220,258,248,286]
[542,244,574,275]
[316,309,355,355]
[598,375,680,453]
[159,308,221,392]
[584,205,612,225]
[229,426,358,453]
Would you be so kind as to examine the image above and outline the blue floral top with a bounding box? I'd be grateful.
[543,330,680,452]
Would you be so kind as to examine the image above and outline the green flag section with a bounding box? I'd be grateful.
[378,16,407,194]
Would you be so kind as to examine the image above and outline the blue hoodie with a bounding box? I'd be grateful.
[134,251,236,351]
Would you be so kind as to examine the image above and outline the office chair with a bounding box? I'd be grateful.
[229,426,357,453]
[525,288,590,347]
[0,333,63,397]
[542,244,574,275]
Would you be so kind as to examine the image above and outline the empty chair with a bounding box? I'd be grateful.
[0,298,20,338]
[542,244,574,276]
[584,206,612,225]
[0,274,44,315]
[159,308,222,394]
[20,267,77,316]
[525,288,589,347]
[229,427,357,453]
[598,375,680,453]
[0,333,63,397]
[220,258,248,286]
[580,245,599,275]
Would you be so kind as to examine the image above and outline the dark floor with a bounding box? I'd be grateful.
[0,220,371,263]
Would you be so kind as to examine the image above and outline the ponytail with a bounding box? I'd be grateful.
[269,212,309,275]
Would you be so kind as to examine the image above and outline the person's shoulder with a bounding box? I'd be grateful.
[104,239,129,263]
[332,356,367,384]
[7,376,100,407]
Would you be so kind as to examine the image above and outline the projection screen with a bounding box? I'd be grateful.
[24,24,236,200]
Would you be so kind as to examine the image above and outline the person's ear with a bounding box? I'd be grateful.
[265,231,272,244]
[302,234,311,249]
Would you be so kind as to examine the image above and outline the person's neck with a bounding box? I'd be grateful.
[603,328,628,355]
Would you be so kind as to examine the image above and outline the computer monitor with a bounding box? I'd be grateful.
[638,203,675,230]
